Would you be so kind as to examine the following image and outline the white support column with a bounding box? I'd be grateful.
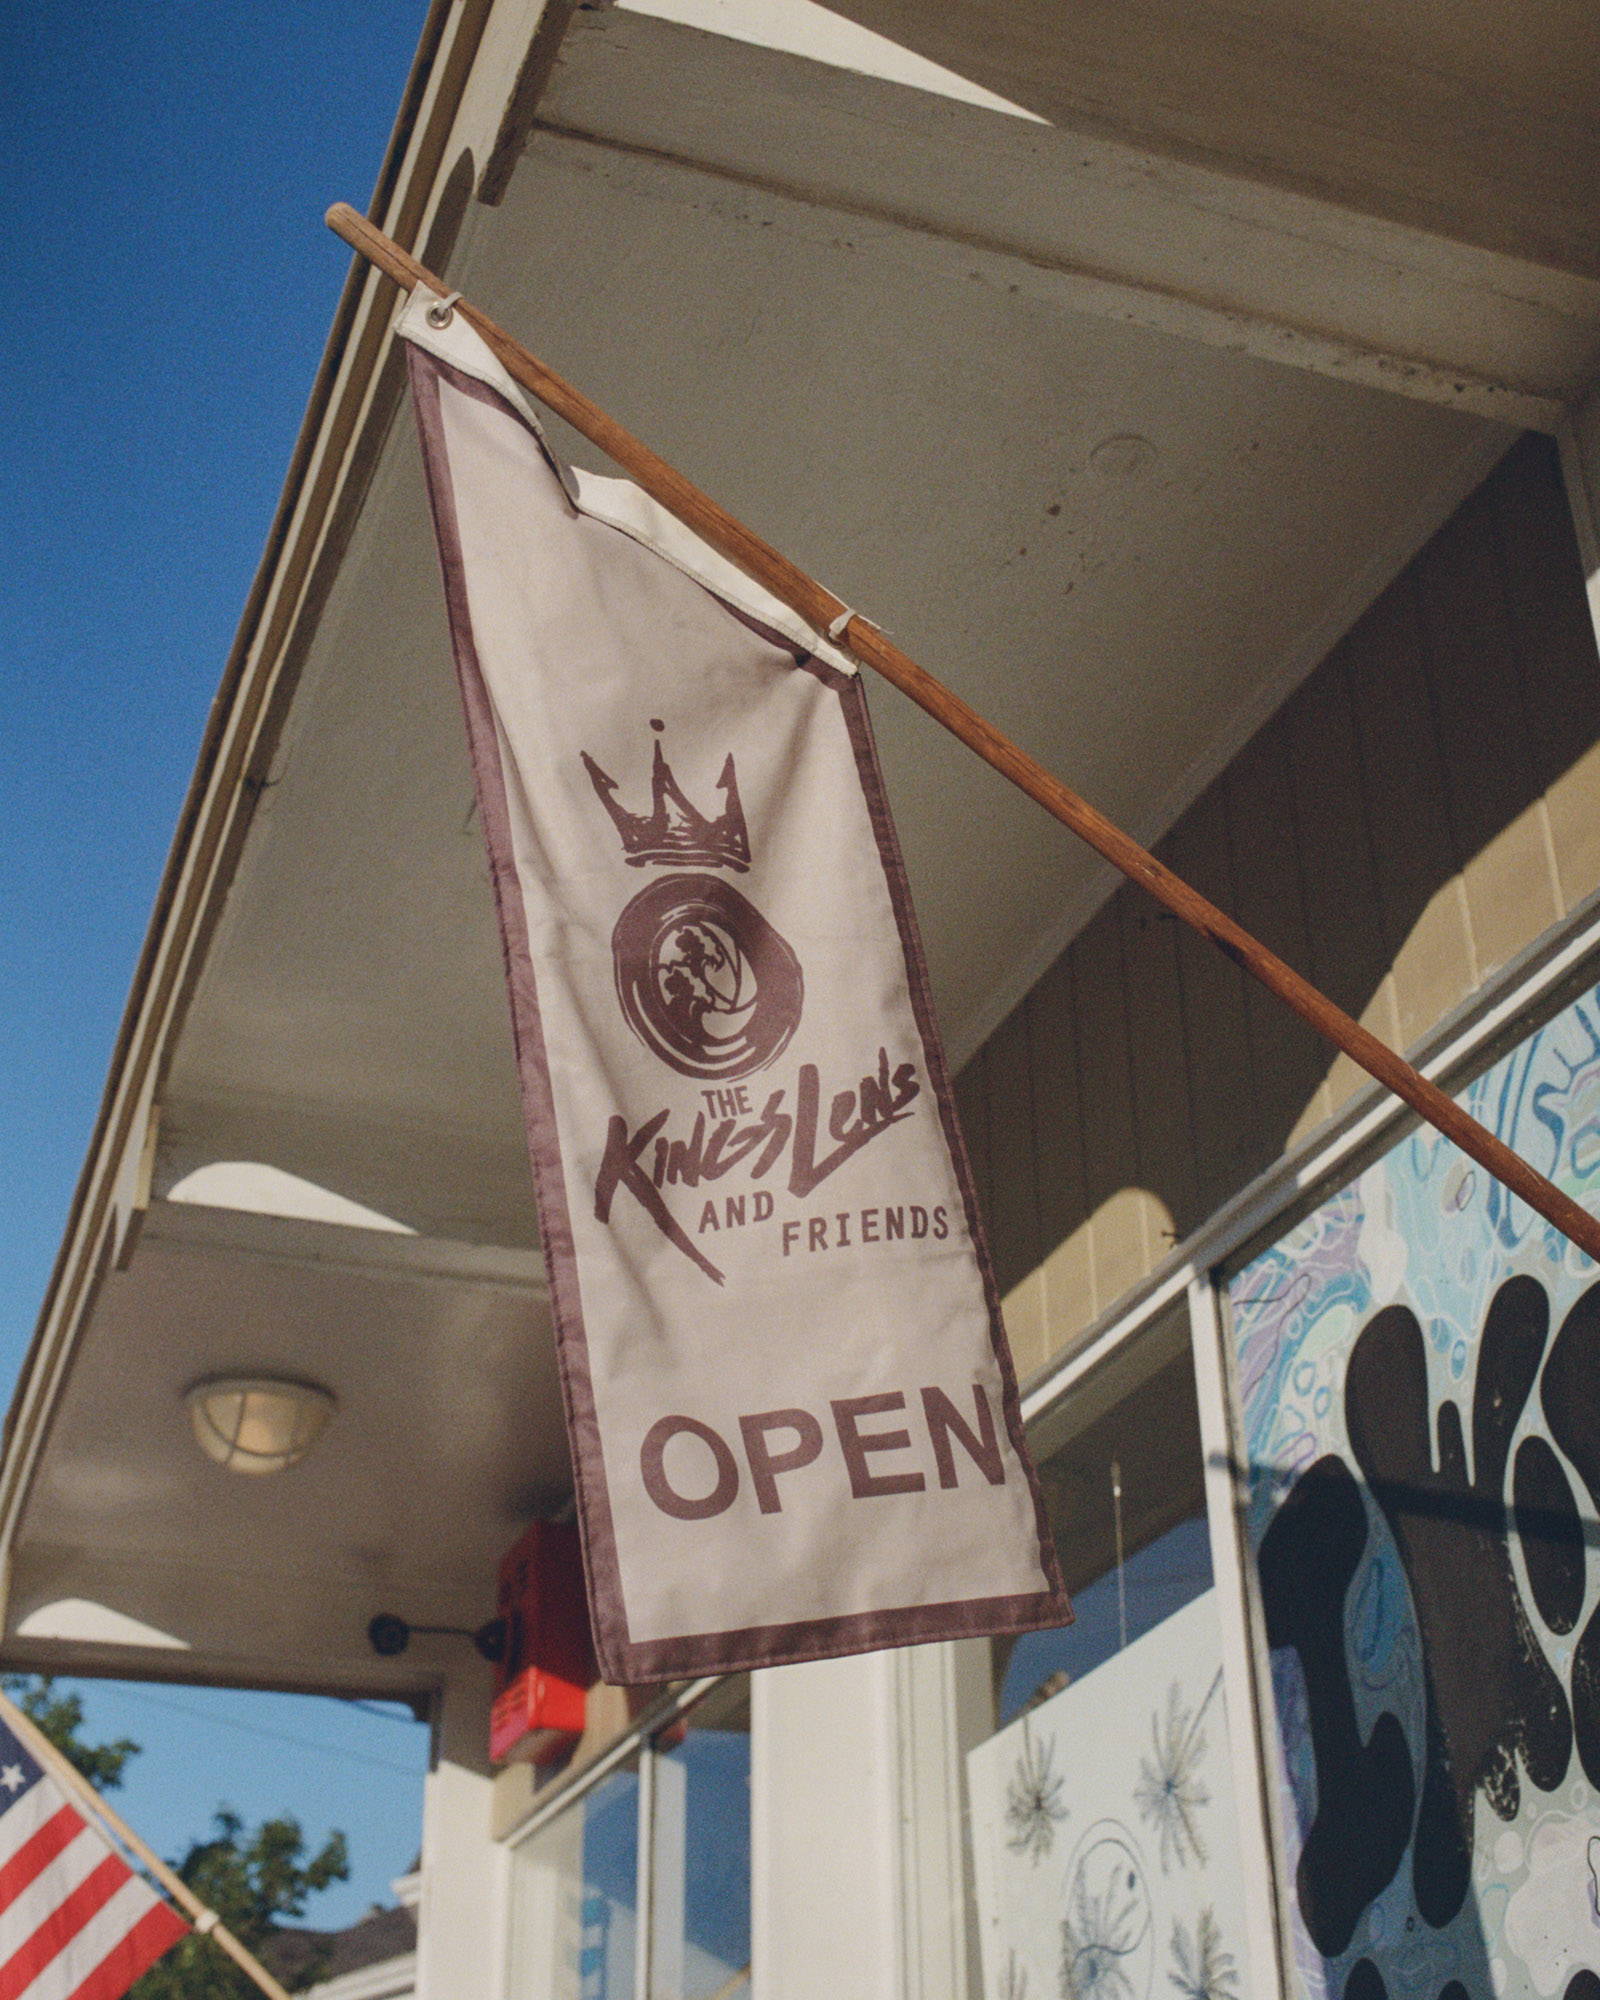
[751,1651,903,1998]
[1188,1274,1291,2000]
[890,1639,990,2000]
[750,1639,987,2000]
[415,1664,505,2000]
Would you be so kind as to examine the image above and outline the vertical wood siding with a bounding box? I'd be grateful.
[974,434,1600,1377]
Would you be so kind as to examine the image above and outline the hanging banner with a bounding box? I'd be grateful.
[399,289,1067,1681]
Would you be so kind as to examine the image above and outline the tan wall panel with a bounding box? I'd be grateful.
[1221,721,1330,1144]
[1161,790,1257,1218]
[1491,437,1600,912]
[1343,576,1477,1043]
[1415,476,1563,976]
[961,433,1600,1374]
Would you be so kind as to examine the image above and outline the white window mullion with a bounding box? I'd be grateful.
[1188,1272,1293,2000]
[634,1740,656,2000]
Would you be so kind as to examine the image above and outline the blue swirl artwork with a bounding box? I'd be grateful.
[1228,982,1600,2000]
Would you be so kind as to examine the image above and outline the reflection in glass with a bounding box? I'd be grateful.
[649,1677,751,1999]
[995,1328,1212,1725]
[507,1758,639,1998]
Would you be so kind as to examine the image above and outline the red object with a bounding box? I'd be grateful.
[489,1521,597,1765]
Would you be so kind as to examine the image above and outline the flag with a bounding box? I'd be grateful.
[0,1719,185,2000]
[399,289,1069,1681]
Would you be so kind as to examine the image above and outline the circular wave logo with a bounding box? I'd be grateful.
[612,873,803,1081]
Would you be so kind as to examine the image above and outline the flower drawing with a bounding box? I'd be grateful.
[1059,1854,1148,2000]
[1006,1717,1068,1864]
[1167,1907,1238,2000]
[1134,1672,1220,1871]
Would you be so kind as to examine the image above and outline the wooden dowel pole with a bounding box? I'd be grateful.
[0,1688,295,2000]
[325,201,1600,1266]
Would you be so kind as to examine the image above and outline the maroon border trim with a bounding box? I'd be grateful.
[407,346,1068,1683]
[408,351,631,1672]
[830,672,1069,1621]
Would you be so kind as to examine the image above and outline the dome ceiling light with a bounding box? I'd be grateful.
[184,1376,336,1475]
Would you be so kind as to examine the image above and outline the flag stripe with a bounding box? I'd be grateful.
[12,1880,175,2000]
[0,1808,86,1912]
[0,1723,185,2000]
[0,1785,73,1875]
[63,1900,187,2000]
[0,1857,127,2000]
[0,1831,111,1972]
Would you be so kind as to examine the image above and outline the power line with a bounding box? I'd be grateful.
[329,1698,422,1727]
[107,1685,423,1779]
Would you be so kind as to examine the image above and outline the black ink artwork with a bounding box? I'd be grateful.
[1256,1273,1600,1999]
[1168,1908,1239,2000]
[1006,1717,1068,1864]
[1134,1673,1220,1872]
[1345,1285,1571,1928]
[1257,1457,1413,1954]
[1059,1828,1151,2000]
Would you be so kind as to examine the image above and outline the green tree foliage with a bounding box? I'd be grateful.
[1,1676,349,1997]
[129,1810,350,1999]
[1,1675,138,1791]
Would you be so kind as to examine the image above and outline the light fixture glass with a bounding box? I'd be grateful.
[184,1376,336,1475]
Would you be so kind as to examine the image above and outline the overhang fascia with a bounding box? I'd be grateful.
[0,0,575,1596]
[532,5,1600,430]
[821,0,1600,287]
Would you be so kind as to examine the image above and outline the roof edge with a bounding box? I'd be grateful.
[0,0,572,1570]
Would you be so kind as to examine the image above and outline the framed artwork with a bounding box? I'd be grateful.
[1228,979,1600,2000]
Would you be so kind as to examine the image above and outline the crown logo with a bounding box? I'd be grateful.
[582,720,751,871]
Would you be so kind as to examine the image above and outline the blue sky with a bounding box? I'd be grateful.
[3,1,437,1931]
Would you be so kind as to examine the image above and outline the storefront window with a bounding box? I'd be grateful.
[507,1755,640,1999]
[968,1311,1251,1999]
[995,1313,1213,1724]
[505,1678,753,2000]
[1226,976,1600,2000]
[648,1675,751,1998]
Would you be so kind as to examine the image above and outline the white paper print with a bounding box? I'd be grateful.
[969,1591,1248,2000]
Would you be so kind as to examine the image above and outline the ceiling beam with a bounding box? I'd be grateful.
[815,0,1600,282]
[530,9,1600,430]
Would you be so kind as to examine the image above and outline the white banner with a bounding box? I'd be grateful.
[400,289,1067,1680]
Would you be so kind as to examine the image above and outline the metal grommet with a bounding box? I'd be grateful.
[425,290,462,329]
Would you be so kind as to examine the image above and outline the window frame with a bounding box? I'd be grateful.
[1009,892,1600,2000]
[501,1672,749,2000]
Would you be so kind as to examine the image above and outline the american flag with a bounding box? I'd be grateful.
[0,1719,186,2000]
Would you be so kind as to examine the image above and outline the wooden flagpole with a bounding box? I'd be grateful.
[0,1687,295,2000]
[324,200,1600,1267]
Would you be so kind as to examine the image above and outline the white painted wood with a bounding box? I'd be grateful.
[303,1952,415,2000]
[750,1639,985,2000]
[633,1743,657,2000]
[1187,1277,1291,2000]
[817,0,1600,284]
[751,1654,902,1998]
[646,1748,687,2000]
[891,1642,977,2000]
[620,0,1044,118]
[415,1672,503,2000]
[499,1793,583,1998]
[544,10,1598,424]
